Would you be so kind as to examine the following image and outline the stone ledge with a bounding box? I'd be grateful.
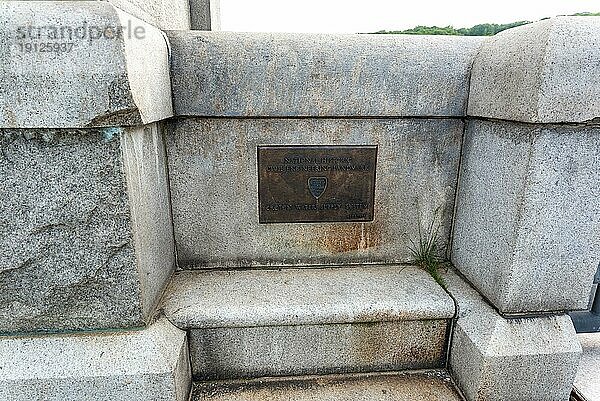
[0,2,172,128]
[0,318,191,401]
[162,266,454,379]
[162,266,455,329]
[468,17,600,123]
[168,31,484,117]
[191,370,463,401]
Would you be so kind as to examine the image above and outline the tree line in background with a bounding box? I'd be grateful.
[373,12,600,36]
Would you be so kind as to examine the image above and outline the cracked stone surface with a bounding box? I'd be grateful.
[0,125,174,333]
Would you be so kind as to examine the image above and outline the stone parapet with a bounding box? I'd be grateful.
[168,31,484,118]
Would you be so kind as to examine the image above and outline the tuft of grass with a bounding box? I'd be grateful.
[408,218,449,289]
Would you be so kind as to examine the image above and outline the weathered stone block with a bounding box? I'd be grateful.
[190,320,449,379]
[168,31,483,117]
[0,123,174,333]
[162,266,454,379]
[0,318,191,401]
[166,118,462,268]
[452,119,600,314]
[468,17,600,123]
[446,270,581,401]
[0,2,172,128]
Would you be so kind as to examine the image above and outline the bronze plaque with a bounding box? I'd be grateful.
[258,145,377,223]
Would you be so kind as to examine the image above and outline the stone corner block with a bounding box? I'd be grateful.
[1,123,175,333]
[468,16,600,123]
[445,270,582,401]
[0,318,191,401]
[452,119,600,314]
[0,1,173,128]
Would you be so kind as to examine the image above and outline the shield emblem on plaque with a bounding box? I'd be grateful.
[308,177,327,199]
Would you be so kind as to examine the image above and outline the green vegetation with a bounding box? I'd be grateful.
[408,218,449,289]
[375,21,530,36]
[373,12,600,36]
[572,12,600,16]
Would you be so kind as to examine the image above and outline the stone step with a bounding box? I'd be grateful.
[161,265,455,380]
[191,370,464,401]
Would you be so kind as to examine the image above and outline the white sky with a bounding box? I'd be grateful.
[220,0,600,33]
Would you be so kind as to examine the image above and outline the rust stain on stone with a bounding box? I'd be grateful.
[315,222,383,254]
[353,321,387,366]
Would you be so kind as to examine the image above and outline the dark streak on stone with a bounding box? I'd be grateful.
[0,257,34,274]
[87,108,143,127]
[30,222,68,235]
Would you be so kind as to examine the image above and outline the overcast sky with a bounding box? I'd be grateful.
[220,0,600,33]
